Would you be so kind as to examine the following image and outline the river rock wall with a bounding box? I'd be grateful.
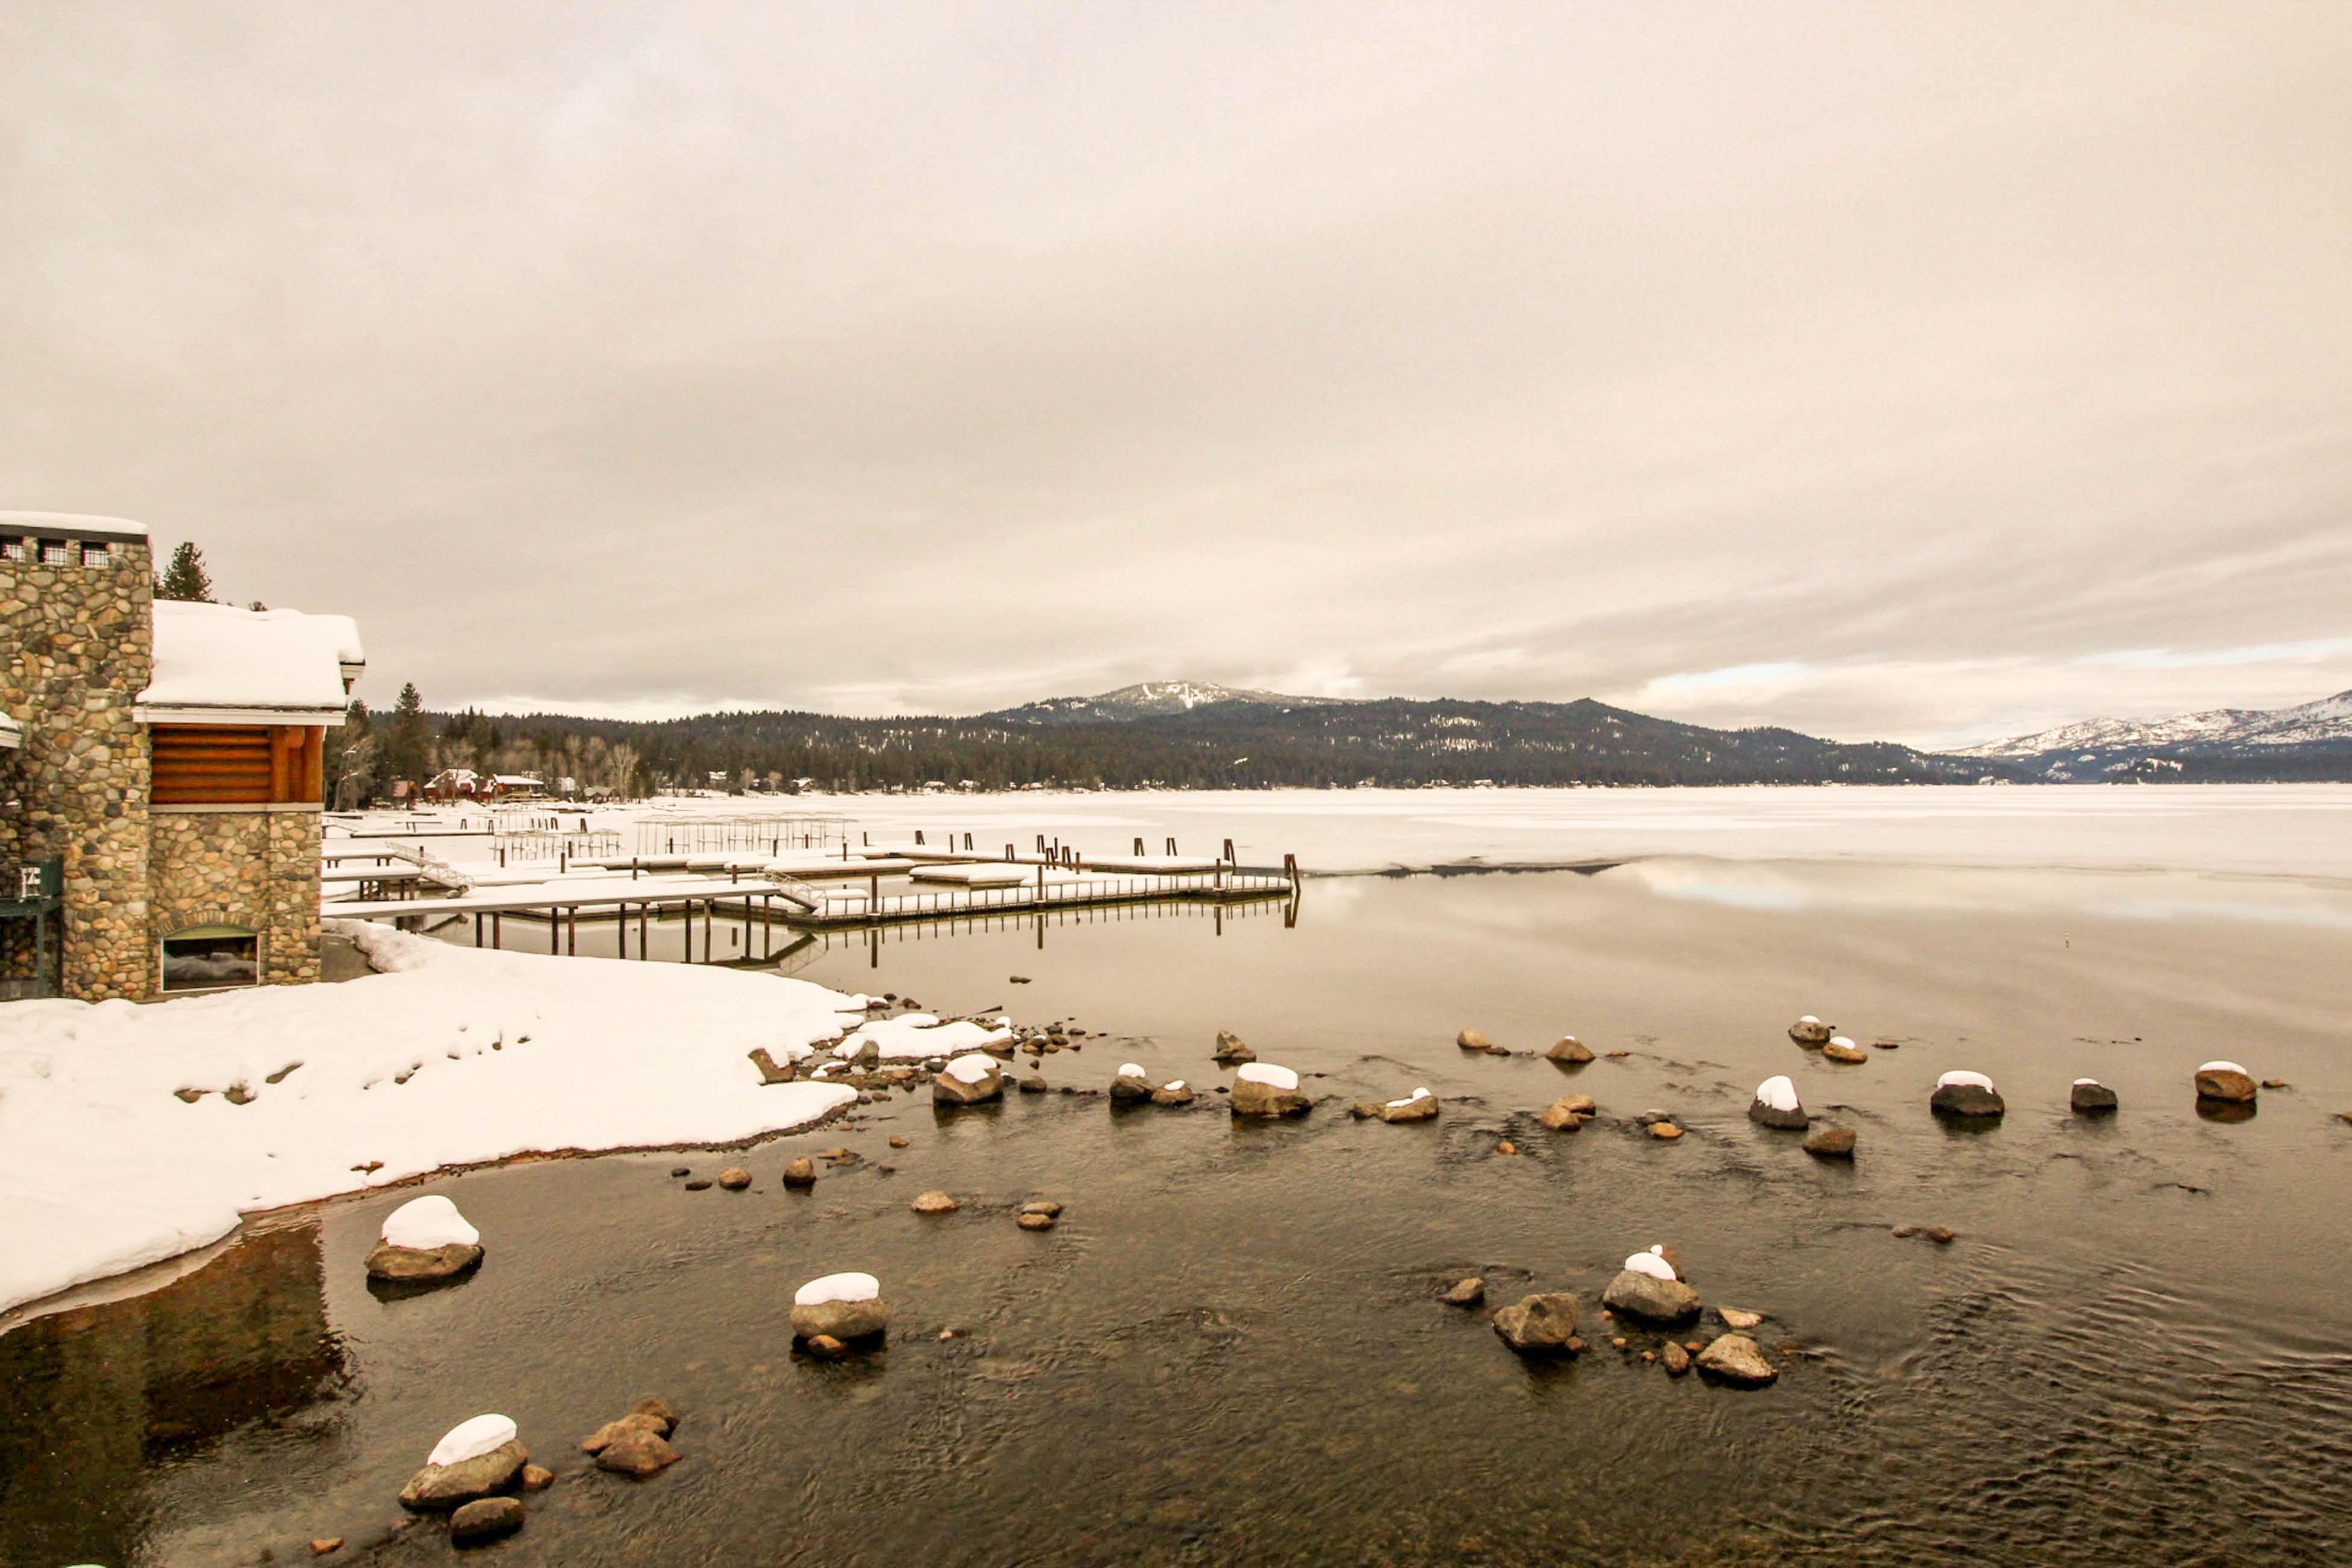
[0,532,154,1000]
[148,806,324,986]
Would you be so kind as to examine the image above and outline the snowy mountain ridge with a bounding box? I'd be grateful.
[991,680,1356,724]
[1954,689,2352,759]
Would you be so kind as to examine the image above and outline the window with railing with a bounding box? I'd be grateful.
[37,540,69,566]
[1,538,25,562]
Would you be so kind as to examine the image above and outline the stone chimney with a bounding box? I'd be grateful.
[0,515,155,999]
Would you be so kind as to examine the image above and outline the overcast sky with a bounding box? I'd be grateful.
[4,3,2347,747]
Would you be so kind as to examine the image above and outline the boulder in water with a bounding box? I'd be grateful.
[911,1190,959,1214]
[2071,1079,2118,1114]
[1491,1293,1582,1353]
[1695,1333,1778,1387]
[1231,1064,1311,1118]
[1110,1063,1158,1102]
[368,1196,483,1282]
[594,1428,679,1477]
[1788,1016,1833,1046]
[1822,1036,1869,1063]
[933,1053,1004,1106]
[1602,1267,1701,1325]
[1442,1277,1485,1306]
[1748,1076,1808,1131]
[1803,1126,1857,1158]
[1931,1071,2004,1118]
[1212,1030,1255,1065]
[1151,1080,1197,1106]
[2194,1061,2257,1103]
[791,1272,888,1341]
[450,1497,525,1544]
[1379,1088,1438,1123]
[1540,1093,1595,1131]
[1547,1036,1595,1064]
[1457,1027,1492,1052]
[400,1417,527,1511]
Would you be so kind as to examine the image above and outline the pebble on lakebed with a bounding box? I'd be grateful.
[366,1196,483,1284]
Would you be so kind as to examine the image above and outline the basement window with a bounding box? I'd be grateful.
[80,542,110,568]
[38,539,69,566]
[1,539,24,562]
[162,926,260,991]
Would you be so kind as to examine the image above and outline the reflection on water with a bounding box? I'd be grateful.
[0,1220,344,1568]
[7,860,2352,1566]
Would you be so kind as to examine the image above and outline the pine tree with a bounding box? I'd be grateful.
[154,541,216,603]
[383,682,431,787]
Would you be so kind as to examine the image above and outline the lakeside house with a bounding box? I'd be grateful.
[422,768,546,802]
[1,512,363,1000]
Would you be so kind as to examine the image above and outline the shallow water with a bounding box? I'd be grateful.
[7,859,2351,1567]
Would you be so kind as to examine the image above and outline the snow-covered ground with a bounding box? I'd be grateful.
[0,923,880,1317]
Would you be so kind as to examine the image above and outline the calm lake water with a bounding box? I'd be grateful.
[6,858,2350,1566]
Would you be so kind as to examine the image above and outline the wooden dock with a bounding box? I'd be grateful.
[326,858,1302,961]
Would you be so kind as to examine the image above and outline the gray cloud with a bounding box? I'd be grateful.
[4,2,2347,747]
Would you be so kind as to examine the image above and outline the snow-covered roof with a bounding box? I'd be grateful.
[0,509,148,539]
[0,712,20,750]
[136,601,363,725]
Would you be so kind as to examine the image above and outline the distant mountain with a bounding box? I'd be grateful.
[436,689,1987,792]
[1949,689,2352,782]
[989,681,1354,725]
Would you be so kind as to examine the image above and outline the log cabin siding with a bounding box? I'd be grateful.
[151,724,323,805]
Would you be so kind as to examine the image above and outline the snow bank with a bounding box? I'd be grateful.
[1937,1070,1996,1091]
[381,1194,478,1250]
[1754,1075,1800,1113]
[1623,1251,1678,1281]
[428,1414,516,1467]
[832,1012,1012,1062]
[944,1053,999,1085]
[0,921,870,1314]
[1236,1064,1299,1091]
[2198,1059,2248,1075]
[794,1272,879,1307]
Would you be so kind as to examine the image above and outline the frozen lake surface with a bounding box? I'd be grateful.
[814,782,2352,879]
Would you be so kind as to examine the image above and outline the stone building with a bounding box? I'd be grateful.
[1,512,363,1000]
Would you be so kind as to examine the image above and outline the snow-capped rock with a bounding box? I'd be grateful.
[1931,1070,2004,1118]
[1749,1075,1808,1129]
